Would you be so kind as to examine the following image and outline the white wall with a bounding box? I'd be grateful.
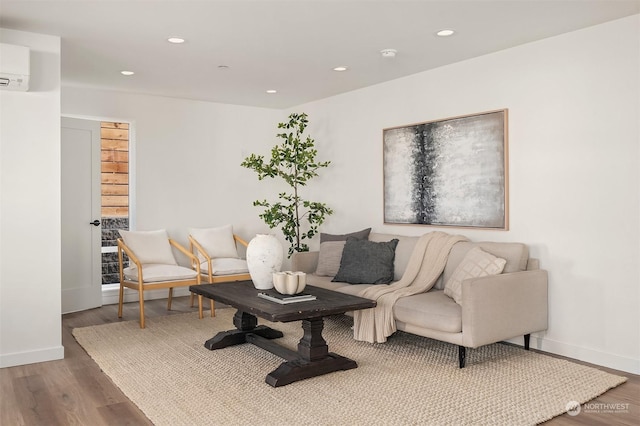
[0,29,64,367]
[62,88,284,248]
[291,15,640,374]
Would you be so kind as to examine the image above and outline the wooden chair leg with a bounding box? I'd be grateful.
[139,287,146,329]
[118,283,125,318]
[167,288,174,310]
[198,295,204,319]
[210,299,215,317]
[190,292,195,307]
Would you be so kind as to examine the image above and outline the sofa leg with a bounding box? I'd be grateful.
[524,334,531,350]
[458,346,466,368]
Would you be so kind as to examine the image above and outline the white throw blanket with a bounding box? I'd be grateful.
[353,232,468,343]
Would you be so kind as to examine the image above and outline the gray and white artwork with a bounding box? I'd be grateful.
[383,110,507,229]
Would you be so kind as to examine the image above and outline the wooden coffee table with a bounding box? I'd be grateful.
[189,280,376,387]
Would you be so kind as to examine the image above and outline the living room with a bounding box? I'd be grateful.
[1,1,638,424]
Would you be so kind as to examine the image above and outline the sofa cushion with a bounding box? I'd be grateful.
[332,238,399,284]
[305,274,347,291]
[335,283,375,296]
[444,247,506,304]
[320,227,371,242]
[316,228,371,276]
[394,290,462,333]
[368,233,419,281]
[439,241,528,289]
[315,241,346,276]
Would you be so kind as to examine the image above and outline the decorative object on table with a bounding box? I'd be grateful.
[245,234,283,290]
[257,289,316,304]
[272,271,306,294]
[383,109,508,229]
[241,112,333,256]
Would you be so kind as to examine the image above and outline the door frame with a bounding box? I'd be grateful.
[62,114,137,305]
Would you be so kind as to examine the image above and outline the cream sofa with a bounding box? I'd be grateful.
[292,232,548,367]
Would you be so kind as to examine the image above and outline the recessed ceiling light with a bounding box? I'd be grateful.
[218,65,229,70]
[266,89,277,94]
[120,70,135,76]
[167,37,185,44]
[333,66,348,72]
[436,29,455,37]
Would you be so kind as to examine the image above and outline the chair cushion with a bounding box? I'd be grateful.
[444,246,506,304]
[332,238,399,284]
[200,258,249,276]
[189,224,239,259]
[394,290,462,333]
[124,264,198,283]
[119,229,177,265]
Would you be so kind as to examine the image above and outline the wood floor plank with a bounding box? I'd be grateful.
[1,296,637,425]
[97,401,153,425]
[12,375,64,426]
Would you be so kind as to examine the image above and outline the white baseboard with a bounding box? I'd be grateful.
[101,284,192,306]
[506,334,639,375]
[0,345,64,368]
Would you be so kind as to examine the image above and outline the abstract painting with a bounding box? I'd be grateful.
[383,109,508,229]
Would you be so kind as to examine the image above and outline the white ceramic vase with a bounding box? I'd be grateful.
[246,234,284,290]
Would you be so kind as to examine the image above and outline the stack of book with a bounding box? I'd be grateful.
[257,289,317,304]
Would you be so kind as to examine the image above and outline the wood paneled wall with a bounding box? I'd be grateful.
[101,122,129,217]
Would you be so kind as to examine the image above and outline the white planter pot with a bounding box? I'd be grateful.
[246,234,284,290]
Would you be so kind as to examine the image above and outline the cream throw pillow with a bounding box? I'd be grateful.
[315,241,346,277]
[444,246,506,304]
[119,229,177,265]
[189,224,239,260]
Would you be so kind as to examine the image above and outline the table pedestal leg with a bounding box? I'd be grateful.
[204,310,283,350]
[265,317,357,387]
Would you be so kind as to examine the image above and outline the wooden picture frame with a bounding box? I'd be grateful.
[383,109,509,229]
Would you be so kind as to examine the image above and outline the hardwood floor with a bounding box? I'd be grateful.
[1,297,638,425]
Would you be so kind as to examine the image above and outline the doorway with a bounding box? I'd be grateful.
[61,117,133,313]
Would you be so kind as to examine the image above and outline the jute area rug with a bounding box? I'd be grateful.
[73,309,626,426]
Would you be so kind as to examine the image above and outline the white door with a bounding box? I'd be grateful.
[61,117,102,313]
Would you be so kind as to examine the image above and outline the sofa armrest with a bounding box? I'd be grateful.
[291,251,319,274]
[461,269,548,348]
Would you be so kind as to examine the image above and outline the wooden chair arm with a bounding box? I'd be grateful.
[117,238,141,268]
[234,234,249,248]
[188,235,211,261]
[170,238,201,274]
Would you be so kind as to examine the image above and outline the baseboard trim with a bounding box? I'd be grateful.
[505,334,639,375]
[0,345,64,368]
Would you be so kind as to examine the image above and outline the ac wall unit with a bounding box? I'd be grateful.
[0,43,30,91]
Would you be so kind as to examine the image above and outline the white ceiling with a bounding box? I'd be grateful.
[1,0,638,109]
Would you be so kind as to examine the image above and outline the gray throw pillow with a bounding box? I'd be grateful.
[320,228,371,243]
[332,238,399,284]
[315,228,372,276]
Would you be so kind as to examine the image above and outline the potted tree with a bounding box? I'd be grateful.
[241,112,333,257]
